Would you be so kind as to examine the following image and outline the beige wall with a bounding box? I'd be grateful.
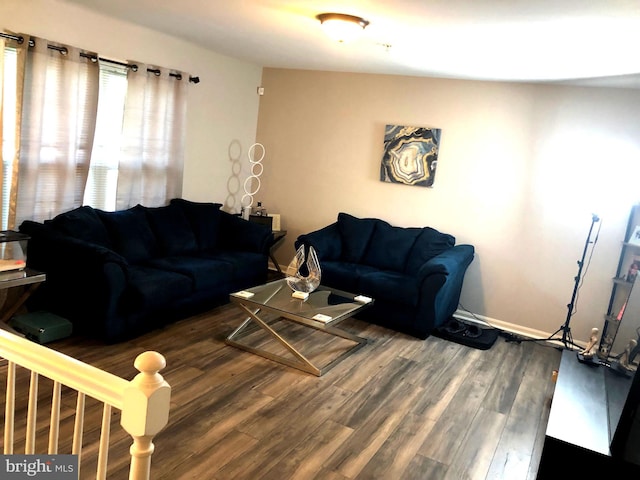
[2,0,263,209]
[256,68,640,342]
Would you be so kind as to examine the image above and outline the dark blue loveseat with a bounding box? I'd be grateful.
[19,198,273,342]
[295,213,474,339]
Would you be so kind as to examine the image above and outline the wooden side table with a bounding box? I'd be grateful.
[269,230,287,275]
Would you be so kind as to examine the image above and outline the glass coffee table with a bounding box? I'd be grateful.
[227,279,373,376]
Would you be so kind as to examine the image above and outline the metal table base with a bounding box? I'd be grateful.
[226,303,368,376]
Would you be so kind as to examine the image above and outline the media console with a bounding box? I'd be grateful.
[537,350,640,478]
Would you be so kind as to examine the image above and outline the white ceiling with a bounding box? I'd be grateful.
[61,0,640,88]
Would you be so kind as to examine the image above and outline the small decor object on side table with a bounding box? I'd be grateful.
[577,327,601,366]
[285,245,321,297]
[610,338,638,377]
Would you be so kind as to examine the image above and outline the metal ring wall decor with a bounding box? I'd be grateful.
[241,143,265,209]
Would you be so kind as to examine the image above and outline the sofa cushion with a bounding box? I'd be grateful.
[320,260,379,294]
[146,256,234,291]
[218,211,272,253]
[405,228,456,275]
[198,250,268,283]
[124,265,193,311]
[49,206,112,248]
[362,221,422,272]
[145,204,198,256]
[337,213,377,263]
[170,198,222,251]
[97,206,158,264]
[295,223,342,262]
[358,271,421,307]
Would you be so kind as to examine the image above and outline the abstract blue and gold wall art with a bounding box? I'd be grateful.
[380,125,441,187]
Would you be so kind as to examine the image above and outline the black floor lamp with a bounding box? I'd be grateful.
[507,214,601,349]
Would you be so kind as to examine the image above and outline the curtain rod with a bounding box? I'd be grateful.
[0,32,200,84]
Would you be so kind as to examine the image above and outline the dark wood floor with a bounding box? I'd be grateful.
[1,304,561,480]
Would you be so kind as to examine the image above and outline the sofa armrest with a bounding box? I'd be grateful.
[295,222,342,261]
[417,244,475,278]
[414,244,475,333]
[217,211,274,255]
[21,220,128,272]
[19,220,129,333]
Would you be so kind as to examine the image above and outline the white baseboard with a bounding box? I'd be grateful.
[453,309,586,349]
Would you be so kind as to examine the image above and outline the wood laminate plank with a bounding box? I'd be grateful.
[526,396,553,480]
[418,351,502,465]
[481,340,532,414]
[158,429,259,480]
[486,344,559,479]
[323,380,424,478]
[263,420,354,480]
[311,469,350,480]
[331,357,418,431]
[402,454,448,480]
[356,412,437,479]
[332,335,400,393]
[524,347,559,480]
[443,407,507,480]
[217,383,356,479]
[413,346,483,421]
[235,381,351,441]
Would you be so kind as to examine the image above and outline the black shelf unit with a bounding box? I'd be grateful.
[599,204,640,359]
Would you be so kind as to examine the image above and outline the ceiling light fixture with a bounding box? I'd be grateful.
[316,13,369,43]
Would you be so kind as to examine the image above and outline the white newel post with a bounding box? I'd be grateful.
[121,351,171,480]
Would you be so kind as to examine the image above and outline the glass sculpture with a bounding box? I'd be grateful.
[286,245,321,293]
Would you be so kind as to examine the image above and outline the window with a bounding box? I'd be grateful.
[1,37,187,226]
[1,52,128,226]
[83,63,128,211]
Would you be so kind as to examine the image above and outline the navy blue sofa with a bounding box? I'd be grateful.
[19,198,273,342]
[295,213,474,339]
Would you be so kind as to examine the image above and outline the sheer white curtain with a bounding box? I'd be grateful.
[116,64,186,210]
[15,37,99,224]
[0,34,27,229]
